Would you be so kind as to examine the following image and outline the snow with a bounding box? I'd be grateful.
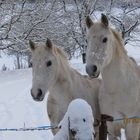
[117,129,126,140]
[0,69,53,140]
[70,58,86,74]
[125,45,140,64]
[53,99,95,140]
[0,53,15,70]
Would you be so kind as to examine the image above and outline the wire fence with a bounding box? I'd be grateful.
[0,125,58,132]
[0,116,140,132]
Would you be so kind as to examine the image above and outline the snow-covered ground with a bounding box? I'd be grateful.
[0,53,15,70]
[0,69,53,140]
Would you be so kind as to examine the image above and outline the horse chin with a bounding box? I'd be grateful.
[33,96,44,102]
[90,71,100,78]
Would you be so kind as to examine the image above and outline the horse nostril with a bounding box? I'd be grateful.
[92,65,97,73]
[70,129,77,136]
[37,89,43,98]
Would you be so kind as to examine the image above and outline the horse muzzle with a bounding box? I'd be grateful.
[31,88,44,102]
[86,65,100,78]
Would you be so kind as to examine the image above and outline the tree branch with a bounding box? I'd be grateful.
[125,20,139,36]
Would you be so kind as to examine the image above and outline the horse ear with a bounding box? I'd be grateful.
[29,40,35,51]
[86,16,94,28]
[101,14,108,27]
[46,38,52,49]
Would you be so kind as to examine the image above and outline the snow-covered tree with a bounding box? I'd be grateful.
[0,0,139,68]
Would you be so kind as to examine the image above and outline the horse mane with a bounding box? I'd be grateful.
[110,29,138,67]
[53,47,67,60]
[110,28,127,56]
[53,46,84,77]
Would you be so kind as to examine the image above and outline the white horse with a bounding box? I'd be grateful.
[85,14,140,140]
[29,39,101,138]
[53,99,95,140]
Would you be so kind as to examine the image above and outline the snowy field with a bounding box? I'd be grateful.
[0,45,140,140]
[0,69,54,140]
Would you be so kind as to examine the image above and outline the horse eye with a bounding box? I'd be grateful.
[102,37,107,43]
[59,125,62,129]
[83,118,86,122]
[46,61,52,67]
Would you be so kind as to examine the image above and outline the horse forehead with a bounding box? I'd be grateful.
[34,46,47,57]
[89,23,108,35]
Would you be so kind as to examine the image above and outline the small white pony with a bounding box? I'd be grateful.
[53,99,95,140]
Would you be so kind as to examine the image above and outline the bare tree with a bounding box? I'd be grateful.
[61,0,98,63]
[109,2,140,45]
[0,0,57,68]
[0,0,139,68]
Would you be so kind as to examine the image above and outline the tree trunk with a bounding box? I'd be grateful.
[16,53,21,69]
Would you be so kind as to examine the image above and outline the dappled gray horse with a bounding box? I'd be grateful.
[29,39,101,139]
[85,14,140,140]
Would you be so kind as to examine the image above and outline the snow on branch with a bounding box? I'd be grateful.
[111,15,139,45]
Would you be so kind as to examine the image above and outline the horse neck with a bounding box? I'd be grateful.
[102,39,137,92]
